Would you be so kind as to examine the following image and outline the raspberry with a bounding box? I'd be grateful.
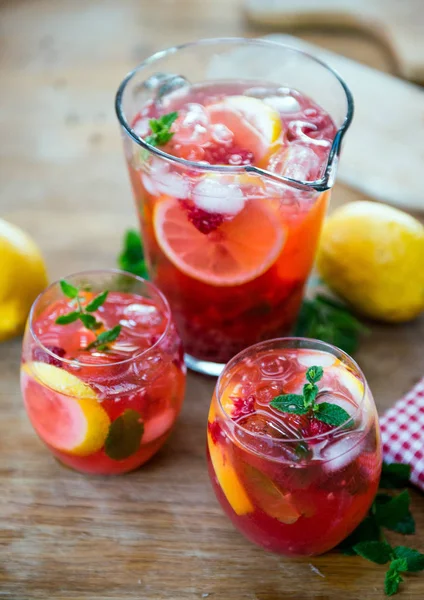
[32,345,66,367]
[304,418,333,439]
[179,200,224,234]
[231,395,255,419]
[203,143,254,166]
[208,420,223,445]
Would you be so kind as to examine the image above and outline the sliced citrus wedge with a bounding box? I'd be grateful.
[241,463,301,524]
[207,412,253,516]
[207,96,282,161]
[154,197,285,286]
[21,362,110,457]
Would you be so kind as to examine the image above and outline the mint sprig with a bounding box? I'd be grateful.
[56,280,121,351]
[118,229,148,279]
[339,462,422,596]
[270,366,351,428]
[352,541,424,596]
[145,111,178,147]
[294,293,367,355]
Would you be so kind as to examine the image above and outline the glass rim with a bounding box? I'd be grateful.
[115,36,354,192]
[28,268,172,368]
[215,336,368,445]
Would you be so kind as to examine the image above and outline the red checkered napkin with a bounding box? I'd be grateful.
[380,377,424,491]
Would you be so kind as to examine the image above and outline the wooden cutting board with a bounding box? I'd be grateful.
[265,34,424,213]
[246,0,424,84]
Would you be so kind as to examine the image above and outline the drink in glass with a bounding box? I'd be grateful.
[21,270,186,474]
[207,338,381,555]
[116,38,353,375]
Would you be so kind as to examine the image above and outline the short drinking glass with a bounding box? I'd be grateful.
[21,270,186,475]
[207,338,381,555]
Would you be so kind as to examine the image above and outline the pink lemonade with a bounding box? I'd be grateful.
[207,339,382,555]
[122,77,339,370]
[21,272,186,475]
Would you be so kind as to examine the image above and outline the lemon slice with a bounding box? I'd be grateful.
[207,95,282,161]
[22,362,110,457]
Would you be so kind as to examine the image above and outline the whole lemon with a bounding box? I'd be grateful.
[317,201,424,323]
[0,218,48,341]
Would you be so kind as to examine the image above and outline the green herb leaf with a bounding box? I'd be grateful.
[394,547,424,572]
[303,382,319,407]
[315,402,352,427]
[104,409,144,460]
[79,313,102,331]
[145,112,178,148]
[353,541,393,564]
[306,366,324,384]
[294,294,367,355]
[338,515,381,554]
[55,311,80,325]
[85,291,108,312]
[59,279,79,299]
[375,490,415,534]
[118,229,148,279]
[380,462,411,489]
[270,394,308,415]
[86,325,122,350]
[385,560,406,596]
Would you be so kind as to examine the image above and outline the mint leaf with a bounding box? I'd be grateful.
[55,311,80,325]
[104,409,144,460]
[375,490,415,534]
[353,541,393,564]
[85,291,108,312]
[303,382,318,407]
[270,394,307,415]
[380,462,411,489]
[118,229,148,279]
[385,560,406,596]
[145,112,178,148]
[294,294,367,355]
[79,313,102,331]
[59,279,79,298]
[394,547,424,572]
[160,111,178,127]
[87,325,121,350]
[306,366,323,384]
[315,402,352,427]
[338,515,381,554]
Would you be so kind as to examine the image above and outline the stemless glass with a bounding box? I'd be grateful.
[115,38,354,376]
[21,270,186,475]
[206,338,382,556]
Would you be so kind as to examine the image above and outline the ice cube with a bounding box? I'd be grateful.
[259,355,293,378]
[210,123,233,145]
[268,144,321,182]
[297,350,337,368]
[123,303,163,327]
[255,382,281,406]
[192,177,245,215]
[171,103,210,145]
[321,432,365,472]
[235,411,301,461]
[288,120,331,148]
[264,96,301,113]
[133,118,151,138]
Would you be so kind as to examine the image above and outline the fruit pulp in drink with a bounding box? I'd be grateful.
[21,291,186,474]
[127,82,337,364]
[207,347,381,555]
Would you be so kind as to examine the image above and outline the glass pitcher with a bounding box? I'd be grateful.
[115,38,353,376]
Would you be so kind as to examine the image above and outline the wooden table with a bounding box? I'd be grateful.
[0,1,423,598]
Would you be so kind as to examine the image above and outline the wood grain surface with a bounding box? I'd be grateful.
[246,0,424,83]
[0,1,423,599]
